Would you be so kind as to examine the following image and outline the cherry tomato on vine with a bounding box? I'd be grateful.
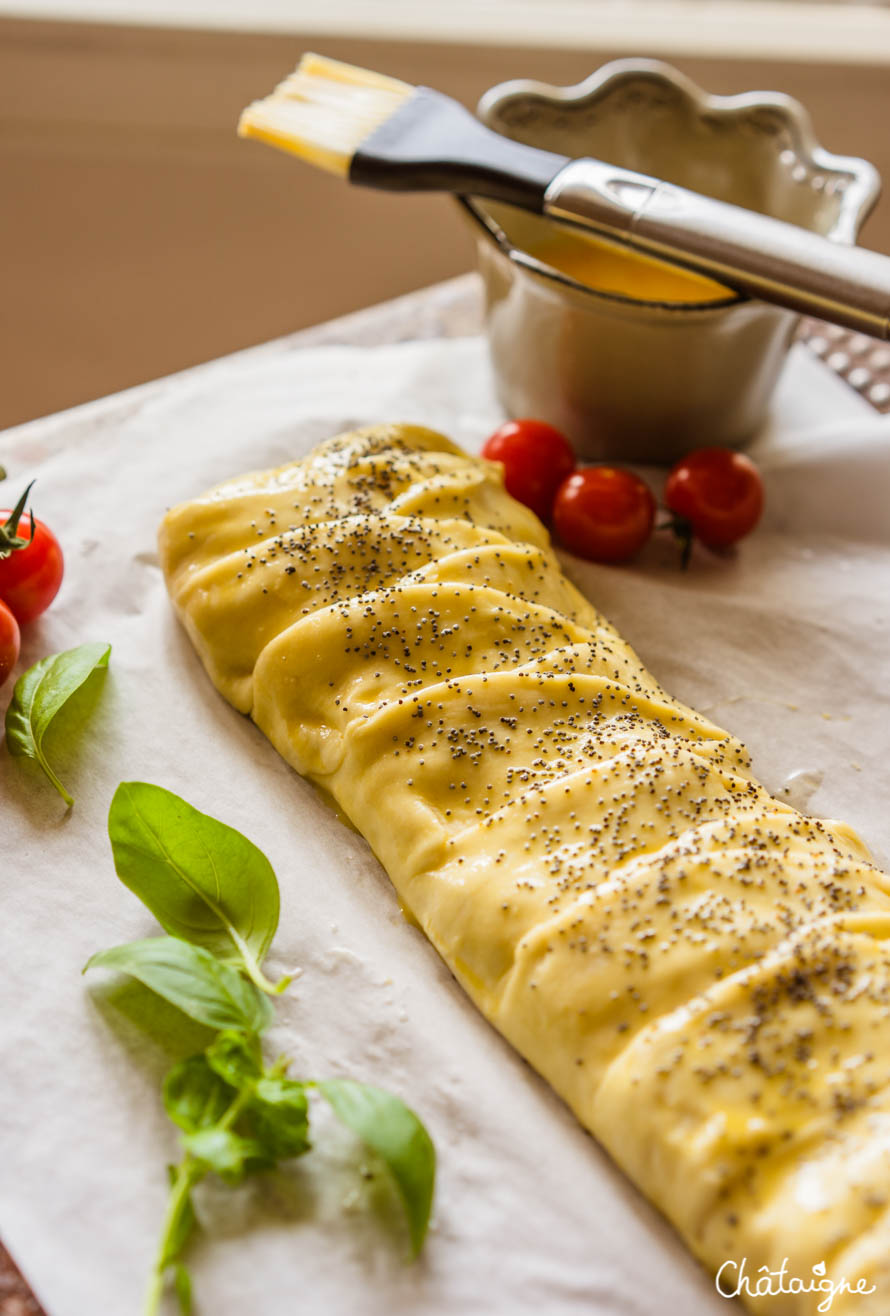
[0,482,64,625]
[665,447,764,551]
[481,419,576,521]
[0,599,20,687]
[553,466,656,564]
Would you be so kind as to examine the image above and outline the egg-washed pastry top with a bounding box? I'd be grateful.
[160,424,890,1314]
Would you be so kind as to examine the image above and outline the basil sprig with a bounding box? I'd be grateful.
[86,784,436,1313]
[5,641,111,806]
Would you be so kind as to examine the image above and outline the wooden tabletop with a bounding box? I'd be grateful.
[1,271,887,1316]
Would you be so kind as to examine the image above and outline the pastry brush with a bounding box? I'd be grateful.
[238,53,890,339]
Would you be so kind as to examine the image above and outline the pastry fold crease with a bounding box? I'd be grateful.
[160,424,890,1313]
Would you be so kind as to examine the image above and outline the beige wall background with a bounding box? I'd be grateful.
[2,18,890,430]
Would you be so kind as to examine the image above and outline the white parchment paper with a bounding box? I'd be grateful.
[1,336,888,1316]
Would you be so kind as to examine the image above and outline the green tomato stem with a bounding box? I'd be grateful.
[0,480,36,557]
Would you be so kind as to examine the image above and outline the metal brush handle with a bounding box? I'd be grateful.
[544,159,890,339]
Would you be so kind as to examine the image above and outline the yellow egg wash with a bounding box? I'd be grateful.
[526,223,730,303]
[160,424,890,1314]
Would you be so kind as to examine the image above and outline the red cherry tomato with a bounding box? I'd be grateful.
[665,447,763,550]
[0,489,64,625]
[481,419,576,521]
[553,467,655,564]
[0,599,20,687]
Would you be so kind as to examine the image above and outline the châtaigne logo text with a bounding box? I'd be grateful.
[716,1258,876,1311]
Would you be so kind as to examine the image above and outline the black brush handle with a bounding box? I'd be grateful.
[352,88,566,209]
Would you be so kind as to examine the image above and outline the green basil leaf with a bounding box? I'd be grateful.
[184,1128,268,1185]
[173,1263,193,1316]
[85,937,273,1034]
[4,641,111,806]
[245,1076,311,1160]
[317,1079,435,1257]
[163,1055,234,1134]
[107,782,286,994]
[205,1030,262,1090]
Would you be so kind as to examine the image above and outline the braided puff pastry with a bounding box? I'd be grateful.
[160,424,890,1313]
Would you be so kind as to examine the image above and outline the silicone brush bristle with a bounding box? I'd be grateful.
[238,53,415,178]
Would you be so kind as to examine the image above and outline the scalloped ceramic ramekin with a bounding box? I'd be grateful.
[463,59,881,462]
